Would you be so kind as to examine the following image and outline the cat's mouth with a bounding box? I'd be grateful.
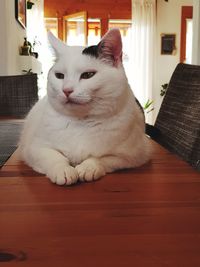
[66,98,90,105]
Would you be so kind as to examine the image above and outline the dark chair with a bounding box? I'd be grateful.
[0,74,38,118]
[147,63,200,171]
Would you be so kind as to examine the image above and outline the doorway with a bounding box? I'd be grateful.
[180,6,193,63]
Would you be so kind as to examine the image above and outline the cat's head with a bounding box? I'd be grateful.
[47,28,128,118]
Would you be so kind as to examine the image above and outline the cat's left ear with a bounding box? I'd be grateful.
[48,31,66,56]
[98,28,122,67]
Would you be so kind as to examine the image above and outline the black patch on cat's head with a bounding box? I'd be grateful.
[82,45,99,58]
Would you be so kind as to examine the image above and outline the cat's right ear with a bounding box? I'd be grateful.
[97,28,122,67]
[47,31,66,56]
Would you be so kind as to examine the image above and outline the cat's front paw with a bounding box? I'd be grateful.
[47,163,78,186]
[75,158,106,182]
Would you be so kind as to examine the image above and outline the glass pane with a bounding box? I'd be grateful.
[185,19,193,64]
[44,18,58,37]
[63,12,87,46]
[87,18,101,46]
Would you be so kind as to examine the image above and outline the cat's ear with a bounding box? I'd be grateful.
[98,28,122,67]
[47,31,66,56]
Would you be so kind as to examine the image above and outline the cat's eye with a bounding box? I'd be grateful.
[55,72,64,79]
[80,71,96,80]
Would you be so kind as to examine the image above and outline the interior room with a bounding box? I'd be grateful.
[1,0,199,120]
[0,0,200,266]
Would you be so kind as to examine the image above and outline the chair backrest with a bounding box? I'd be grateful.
[0,74,38,118]
[154,63,200,170]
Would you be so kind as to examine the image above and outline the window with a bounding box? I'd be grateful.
[185,19,193,64]
[88,19,101,46]
[44,18,58,37]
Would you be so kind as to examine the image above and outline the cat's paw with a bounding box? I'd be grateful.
[47,163,78,186]
[75,158,106,182]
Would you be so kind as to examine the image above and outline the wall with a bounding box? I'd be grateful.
[0,0,26,75]
[0,1,45,76]
[44,0,131,38]
[153,0,193,122]
[0,0,7,75]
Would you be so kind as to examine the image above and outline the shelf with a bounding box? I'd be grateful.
[19,55,42,75]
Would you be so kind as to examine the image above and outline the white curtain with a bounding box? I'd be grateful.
[27,0,54,98]
[131,0,156,123]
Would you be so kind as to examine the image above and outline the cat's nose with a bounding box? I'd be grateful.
[63,88,73,97]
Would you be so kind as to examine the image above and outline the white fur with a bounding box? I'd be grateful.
[19,30,152,185]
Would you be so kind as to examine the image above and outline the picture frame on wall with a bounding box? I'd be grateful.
[15,0,26,29]
[161,34,176,55]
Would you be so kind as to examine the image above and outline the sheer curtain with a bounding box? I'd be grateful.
[131,0,156,123]
[27,0,52,98]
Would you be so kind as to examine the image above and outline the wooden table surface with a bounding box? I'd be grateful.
[0,141,200,267]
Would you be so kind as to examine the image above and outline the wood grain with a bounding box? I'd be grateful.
[44,0,131,19]
[0,141,200,266]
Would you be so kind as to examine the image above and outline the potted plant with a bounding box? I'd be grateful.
[27,0,35,9]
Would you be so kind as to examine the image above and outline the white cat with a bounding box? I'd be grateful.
[19,28,152,186]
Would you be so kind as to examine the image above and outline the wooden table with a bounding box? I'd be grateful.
[0,141,200,267]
